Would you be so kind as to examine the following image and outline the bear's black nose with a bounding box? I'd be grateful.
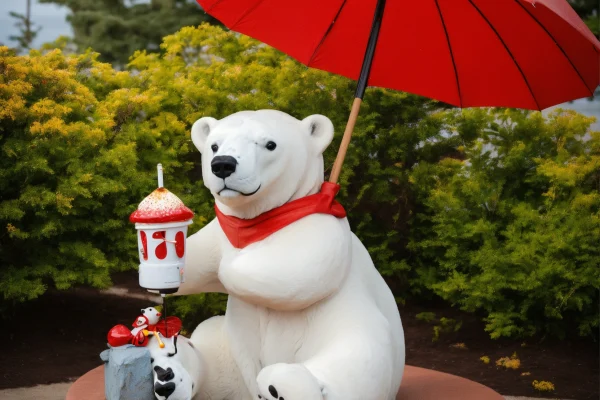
[211,156,237,179]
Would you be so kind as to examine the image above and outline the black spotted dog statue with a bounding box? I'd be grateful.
[147,333,205,400]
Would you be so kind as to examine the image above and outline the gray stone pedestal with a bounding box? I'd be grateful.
[100,345,154,400]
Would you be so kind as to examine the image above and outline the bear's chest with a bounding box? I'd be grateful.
[259,307,309,365]
[225,296,311,367]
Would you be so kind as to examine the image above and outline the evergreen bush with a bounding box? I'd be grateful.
[1,25,597,339]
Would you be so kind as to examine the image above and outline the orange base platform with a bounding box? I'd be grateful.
[66,365,504,400]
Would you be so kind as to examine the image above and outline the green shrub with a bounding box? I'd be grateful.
[0,45,212,303]
[415,312,437,323]
[407,109,600,338]
[2,25,598,340]
[0,47,137,301]
[432,317,463,342]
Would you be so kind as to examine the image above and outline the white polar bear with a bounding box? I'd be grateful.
[163,110,405,400]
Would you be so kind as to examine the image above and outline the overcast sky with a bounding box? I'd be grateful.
[0,0,72,48]
[0,0,598,129]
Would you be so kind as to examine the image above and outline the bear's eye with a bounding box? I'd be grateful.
[265,141,277,151]
[211,144,219,153]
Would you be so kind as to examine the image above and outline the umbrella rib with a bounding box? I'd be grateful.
[231,0,268,28]
[434,0,463,107]
[468,0,541,110]
[205,0,225,13]
[308,0,348,66]
[513,0,595,97]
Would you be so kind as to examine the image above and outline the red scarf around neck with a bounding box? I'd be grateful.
[215,182,346,249]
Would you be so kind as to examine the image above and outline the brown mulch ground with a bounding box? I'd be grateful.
[402,303,599,400]
[0,273,597,399]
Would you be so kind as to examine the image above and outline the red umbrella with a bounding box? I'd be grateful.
[196,0,600,183]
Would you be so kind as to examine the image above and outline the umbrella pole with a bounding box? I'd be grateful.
[329,98,362,183]
[329,0,387,184]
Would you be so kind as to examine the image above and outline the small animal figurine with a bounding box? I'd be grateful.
[133,307,162,331]
[129,307,162,346]
[142,307,163,325]
[107,306,182,348]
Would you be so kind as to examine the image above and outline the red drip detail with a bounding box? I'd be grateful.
[175,231,185,258]
[155,242,167,259]
[153,231,167,259]
[140,231,148,261]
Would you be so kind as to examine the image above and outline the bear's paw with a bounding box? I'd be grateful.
[257,363,324,400]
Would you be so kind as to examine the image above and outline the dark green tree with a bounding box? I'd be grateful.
[39,0,219,67]
[9,0,41,53]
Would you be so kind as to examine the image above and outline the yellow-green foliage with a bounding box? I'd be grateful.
[432,317,463,342]
[496,352,521,370]
[408,108,600,339]
[1,25,598,341]
[0,44,213,303]
[415,312,436,323]
[480,356,490,364]
[532,380,555,392]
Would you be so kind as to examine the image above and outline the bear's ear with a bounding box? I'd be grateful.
[191,117,218,154]
[302,114,334,155]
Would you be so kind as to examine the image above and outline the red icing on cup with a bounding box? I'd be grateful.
[130,188,194,224]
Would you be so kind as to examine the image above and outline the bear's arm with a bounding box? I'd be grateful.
[218,214,351,311]
[177,218,227,295]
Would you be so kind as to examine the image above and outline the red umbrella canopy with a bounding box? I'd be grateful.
[197,0,599,110]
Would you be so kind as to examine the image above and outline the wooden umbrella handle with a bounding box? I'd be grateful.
[329,98,363,184]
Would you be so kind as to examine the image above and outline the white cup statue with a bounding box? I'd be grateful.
[129,164,194,294]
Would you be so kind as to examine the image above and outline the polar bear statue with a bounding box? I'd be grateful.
[151,110,405,400]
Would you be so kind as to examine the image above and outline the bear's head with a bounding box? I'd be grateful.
[191,110,334,219]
